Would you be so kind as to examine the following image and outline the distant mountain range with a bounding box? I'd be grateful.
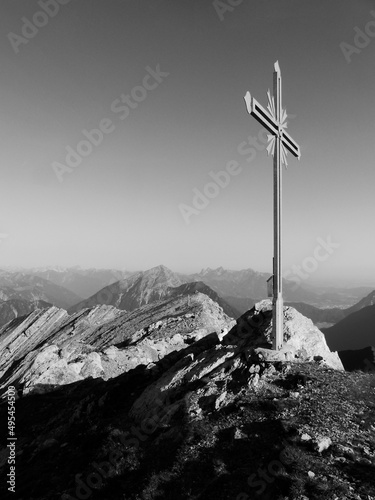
[184,267,375,309]
[67,264,375,317]
[183,267,267,300]
[1,265,373,352]
[5,264,373,307]
[15,267,135,299]
[0,271,82,314]
[68,265,239,319]
[68,265,183,313]
[0,298,52,328]
[285,290,375,328]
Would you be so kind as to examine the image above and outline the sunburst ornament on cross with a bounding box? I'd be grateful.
[244,61,301,350]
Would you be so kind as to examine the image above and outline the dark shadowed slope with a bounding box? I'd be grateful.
[323,304,375,351]
[285,290,375,329]
[338,346,375,372]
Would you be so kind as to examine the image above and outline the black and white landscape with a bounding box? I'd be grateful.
[1,1,375,500]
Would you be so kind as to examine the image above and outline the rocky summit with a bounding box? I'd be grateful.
[0,293,233,395]
[0,295,373,500]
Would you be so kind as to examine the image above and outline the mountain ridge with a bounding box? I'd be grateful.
[68,265,240,317]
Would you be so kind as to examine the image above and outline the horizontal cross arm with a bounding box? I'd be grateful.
[281,130,301,159]
[244,91,278,136]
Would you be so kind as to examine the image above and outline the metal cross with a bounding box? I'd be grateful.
[244,61,301,350]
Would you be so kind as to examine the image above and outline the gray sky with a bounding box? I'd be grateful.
[0,0,374,285]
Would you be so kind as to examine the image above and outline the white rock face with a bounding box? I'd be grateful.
[0,296,342,398]
[20,345,83,395]
[129,300,344,424]
[250,300,344,371]
[0,294,234,394]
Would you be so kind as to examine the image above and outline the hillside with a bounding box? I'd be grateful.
[338,346,375,372]
[323,305,375,351]
[223,295,256,314]
[168,281,241,318]
[346,290,375,314]
[285,302,345,328]
[31,267,136,299]
[0,299,373,500]
[249,290,375,330]
[184,267,370,308]
[0,298,52,328]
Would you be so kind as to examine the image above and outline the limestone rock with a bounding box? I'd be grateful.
[130,300,344,424]
[0,307,68,380]
[0,294,233,394]
[314,436,332,453]
[224,300,344,371]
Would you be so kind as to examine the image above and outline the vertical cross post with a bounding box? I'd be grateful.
[244,61,301,351]
[273,62,283,350]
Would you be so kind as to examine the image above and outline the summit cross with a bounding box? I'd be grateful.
[244,61,301,350]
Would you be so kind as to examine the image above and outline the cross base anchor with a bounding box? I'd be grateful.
[272,295,284,350]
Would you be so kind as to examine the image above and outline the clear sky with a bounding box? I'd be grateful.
[0,0,374,286]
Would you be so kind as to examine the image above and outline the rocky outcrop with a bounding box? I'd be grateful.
[0,307,68,380]
[0,305,124,391]
[130,299,343,424]
[246,300,344,371]
[0,298,52,328]
[0,294,234,395]
[0,294,342,403]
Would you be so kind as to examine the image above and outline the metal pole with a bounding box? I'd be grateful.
[272,63,283,350]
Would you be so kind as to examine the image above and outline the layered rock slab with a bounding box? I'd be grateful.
[130,300,343,423]
[0,294,233,394]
